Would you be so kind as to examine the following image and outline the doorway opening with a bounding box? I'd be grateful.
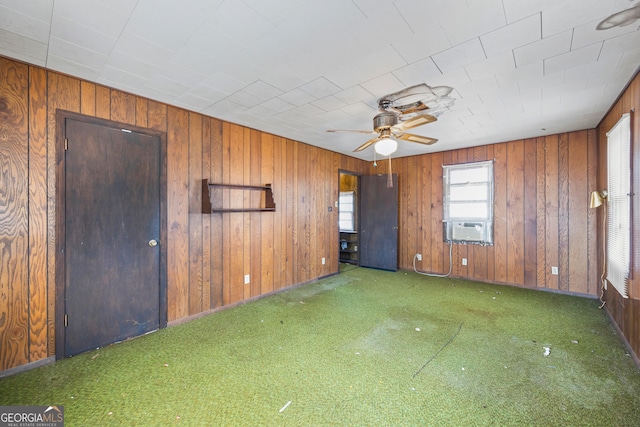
[339,171,360,266]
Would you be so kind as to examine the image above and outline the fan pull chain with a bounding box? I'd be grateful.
[387,155,393,188]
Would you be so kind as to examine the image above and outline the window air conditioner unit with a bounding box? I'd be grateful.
[451,222,485,242]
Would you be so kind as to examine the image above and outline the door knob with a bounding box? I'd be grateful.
[148,239,158,247]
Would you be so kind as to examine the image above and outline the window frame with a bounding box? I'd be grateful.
[442,160,494,245]
[606,113,631,299]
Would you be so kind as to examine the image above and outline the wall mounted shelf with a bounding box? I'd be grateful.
[202,179,276,213]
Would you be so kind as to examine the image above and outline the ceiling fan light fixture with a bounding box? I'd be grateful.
[374,137,397,156]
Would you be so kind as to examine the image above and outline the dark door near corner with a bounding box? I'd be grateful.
[63,118,162,357]
[360,174,398,271]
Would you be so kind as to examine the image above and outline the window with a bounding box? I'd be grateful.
[443,160,494,245]
[339,191,355,231]
[606,113,631,298]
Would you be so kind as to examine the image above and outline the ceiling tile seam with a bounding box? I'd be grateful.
[96,2,143,71]
[392,2,416,35]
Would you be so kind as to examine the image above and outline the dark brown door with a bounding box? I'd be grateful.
[62,117,163,357]
[360,174,398,271]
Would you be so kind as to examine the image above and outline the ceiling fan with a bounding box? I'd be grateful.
[327,83,454,155]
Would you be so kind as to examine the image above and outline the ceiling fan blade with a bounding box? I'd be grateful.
[353,136,382,152]
[395,132,438,145]
[392,113,437,131]
[327,129,377,135]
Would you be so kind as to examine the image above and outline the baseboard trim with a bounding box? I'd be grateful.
[0,356,55,379]
[603,307,640,370]
[168,272,339,328]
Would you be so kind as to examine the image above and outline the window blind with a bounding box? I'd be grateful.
[606,113,631,299]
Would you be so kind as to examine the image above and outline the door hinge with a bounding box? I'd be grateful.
[65,138,68,151]
[64,314,68,327]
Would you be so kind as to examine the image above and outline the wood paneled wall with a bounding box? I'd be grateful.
[1,53,630,373]
[0,56,369,372]
[370,131,600,296]
[597,70,640,362]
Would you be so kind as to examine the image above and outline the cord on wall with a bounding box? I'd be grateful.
[413,242,453,278]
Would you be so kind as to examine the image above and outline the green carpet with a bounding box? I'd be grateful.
[1,266,639,426]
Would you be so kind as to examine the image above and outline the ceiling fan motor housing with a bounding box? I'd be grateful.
[373,111,398,131]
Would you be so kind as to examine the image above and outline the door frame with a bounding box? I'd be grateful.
[338,169,362,266]
[54,110,168,359]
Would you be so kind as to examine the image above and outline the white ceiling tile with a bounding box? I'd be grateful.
[186,25,245,61]
[113,31,175,66]
[502,0,544,24]
[106,50,160,79]
[456,75,500,99]
[340,102,377,117]
[243,0,304,25]
[98,64,150,89]
[278,88,317,107]
[393,0,453,41]
[392,57,443,87]
[618,46,640,71]
[204,0,274,47]
[325,45,408,89]
[494,61,544,88]
[216,59,262,89]
[260,97,295,114]
[465,52,516,81]
[299,77,342,98]
[243,80,284,103]
[168,47,222,77]
[225,89,264,108]
[481,14,541,58]
[0,0,53,23]
[600,29,640,61]
[0,28,47,65]
[312,95,348,112]
[94,0,138,16]
[48,36,107,70]
[0,3,51,43]
[136,85,178,104]
[541,0,615,38]
[572,17,638,51]
[124,17,193,53]
[514,30,572,67]
[186,84,227,105]
[333,85,375,105]
[544,42,602,75]
[426,68,472,89]
[201,98,247,117]
[46,54,100,81]
[53,0,129,40]
[260,68,307,93]
[50,15,116,55]
[391,26,452,65]
[130,0,219,31]
[345,3,413,46]
[438,0,506,46]
[517,65,565,92]
[351,0,398,18]
[432,38,487,74]
[359,73,405,98]
[157,62,207,88]
[175,92,215,112]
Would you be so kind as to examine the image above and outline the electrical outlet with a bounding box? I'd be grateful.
[244,274,250,284]
[462,258,467,266]
[322,257,326,265]
[551,266,558,275]
[416,254,422,261]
